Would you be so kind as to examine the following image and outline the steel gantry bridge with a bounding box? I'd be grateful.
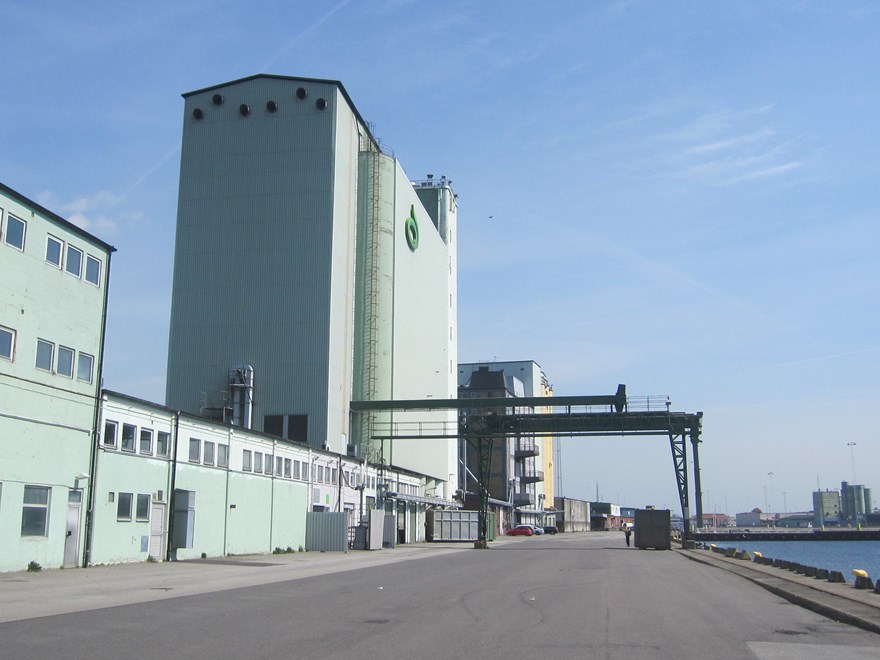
[350,385,703,546]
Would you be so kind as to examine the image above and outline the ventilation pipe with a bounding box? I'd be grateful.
[229,365,255,429]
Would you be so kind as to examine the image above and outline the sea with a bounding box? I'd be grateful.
[714,540,880,581]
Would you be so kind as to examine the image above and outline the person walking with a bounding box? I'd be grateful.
[624,526,632,547]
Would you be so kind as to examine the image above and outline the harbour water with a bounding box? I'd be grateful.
[715,540,880,582]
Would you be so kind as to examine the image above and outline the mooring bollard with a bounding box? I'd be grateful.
[815,568,829,580]
[828,571,846,583]
[852,569,875,590]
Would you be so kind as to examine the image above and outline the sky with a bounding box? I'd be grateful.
[2,1,878,517]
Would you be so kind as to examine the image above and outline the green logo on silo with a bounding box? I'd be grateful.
[405,205,419,251]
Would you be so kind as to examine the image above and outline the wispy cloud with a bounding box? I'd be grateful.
[261,1,351,71]
[687,128,776,154]
[750,346,880,372]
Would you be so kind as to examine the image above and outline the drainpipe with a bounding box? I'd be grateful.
[269,439,276,552]
[166,411,180,561]
[83,249,113,569]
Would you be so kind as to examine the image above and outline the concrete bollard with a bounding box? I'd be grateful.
[737,550,752,560]
[794,563,806,574]
[815,568,829,580]
[852,570,875,590]
[724,547,737,558]
[804,566,817,577]
[828,571,846,583]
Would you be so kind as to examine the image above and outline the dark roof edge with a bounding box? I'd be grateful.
[181,73,379,151]
[0,181,116,253]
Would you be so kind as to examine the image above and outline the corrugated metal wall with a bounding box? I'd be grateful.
[306,512,348,552]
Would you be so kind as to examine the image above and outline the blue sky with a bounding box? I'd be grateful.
[2,1,878,516]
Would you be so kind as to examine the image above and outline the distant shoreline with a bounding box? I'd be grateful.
[693,529,880,542]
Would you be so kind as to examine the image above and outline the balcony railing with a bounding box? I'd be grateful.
[515,441,539,458]
[521,470,544,484]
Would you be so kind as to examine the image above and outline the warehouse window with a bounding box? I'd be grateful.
[157,431,170,457]
[77,352,94,383]
[188,438,200,463]
[254,451,262,474]
[66,245,83,278]
[265,454,273,475]
[4,214,26,250]
[217,443,229,468]
[136,494,150,521]
[139,429,153,455]
[242,449,252,471]
[284,458,292,478]
[35,339,54,372]
[0,325,14,361]
[103,420,118,448]
[204,441,215,466]
[117,492,133,520]
[57,346,74,378]
[121,424,136,452]
[46,236,63,267]
[85,255,101,286]
[21,485,50,536]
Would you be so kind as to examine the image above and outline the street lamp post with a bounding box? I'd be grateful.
[847,442,857,483]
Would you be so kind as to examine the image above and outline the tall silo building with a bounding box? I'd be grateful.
[166,75,458,492]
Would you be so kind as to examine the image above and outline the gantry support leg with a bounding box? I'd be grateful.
[475,435,493,548]
[669,432,690,540]
[690,428,703,532]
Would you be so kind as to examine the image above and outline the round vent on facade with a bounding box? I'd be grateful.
[193,108,204,120]
[266,100,278,113]
[239,104,250,116]
[316,98,328,110]
[212,94,224,106]
[296,87,308,100]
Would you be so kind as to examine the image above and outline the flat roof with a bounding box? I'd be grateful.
[182,73,379,151]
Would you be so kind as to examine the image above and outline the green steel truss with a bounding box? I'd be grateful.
[350,385,703,546]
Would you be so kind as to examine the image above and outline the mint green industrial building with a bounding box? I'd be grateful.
[165,74,459,492]
[0,74,461,572]
[0,183,114,572]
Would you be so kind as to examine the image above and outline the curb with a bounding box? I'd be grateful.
[678,549,880,636]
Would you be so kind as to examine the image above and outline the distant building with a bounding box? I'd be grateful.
[812,489,841,527]
[735,510,775,528]
[457,361,555,532]
[840,481,872,525]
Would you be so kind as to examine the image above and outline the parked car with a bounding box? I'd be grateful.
[542,525,559,535]
[507,525,535,536]
[530,524,545,535]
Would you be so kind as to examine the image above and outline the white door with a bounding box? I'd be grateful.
[63,490,83,568]
[149,503,166,560]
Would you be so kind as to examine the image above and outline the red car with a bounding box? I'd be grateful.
[507,525,535,536]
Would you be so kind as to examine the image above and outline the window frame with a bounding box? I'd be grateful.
[265,454,273,475]
[275,456,283,476]
[284,458,292,478]
[4,214,26,251]
[139,428,153,455]
[21,485,50,537]
[103,420,118,448]
[117,492,133,521]
[156,431,170,457]
[136,494,150,522]
[77,352,94,383]
[56,345,75,378]
[121,423,136,452]
[254,451,263,474]
[242,449,252,472]
[204,441,215,466]
[85,254,101,286]
[35,339,54,372]
[217,443,229,468]
[188,438,201,463]
[65,244,83,278]
[0,325,14,361]
[46,235,63,268]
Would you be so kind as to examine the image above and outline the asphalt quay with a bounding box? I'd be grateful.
[2,533,879,636]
